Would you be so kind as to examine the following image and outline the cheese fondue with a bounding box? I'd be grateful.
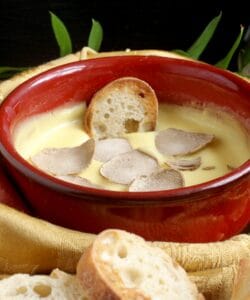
[13,103,250,191]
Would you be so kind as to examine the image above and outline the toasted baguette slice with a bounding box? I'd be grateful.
[84,77,158,139]
[0,269,86,299]
[76,229,203,300]
[231,259,250,300]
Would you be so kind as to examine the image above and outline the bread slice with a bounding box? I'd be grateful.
[76,229,203,300]
[231,259,250,300]
[0,269,86,299]
[84,77,158,139]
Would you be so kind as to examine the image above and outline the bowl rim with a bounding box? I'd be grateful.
[0,55,249,204]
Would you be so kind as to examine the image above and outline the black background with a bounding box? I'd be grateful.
[0,0,249,70]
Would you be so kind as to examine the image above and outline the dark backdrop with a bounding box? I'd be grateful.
[0,0,249,70]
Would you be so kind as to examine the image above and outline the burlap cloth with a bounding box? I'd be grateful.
[0,203,249,300]
[0,48,249,300]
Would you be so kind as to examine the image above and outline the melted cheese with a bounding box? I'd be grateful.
[13,103,250,191]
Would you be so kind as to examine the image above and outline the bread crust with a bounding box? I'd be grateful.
[84,77,158,139]
[77,231,151,300]
[77,229,203,300]
[231,259,250,300]
[77,245,126,300]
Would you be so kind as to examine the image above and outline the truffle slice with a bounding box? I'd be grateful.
[100,150,159,185]
[129,169,184,192]
[202,166,216,171]
[94,138,132,162]
[155,128,214,156]
[167,157,201,171]
[31,139,95,176]
[227,164,235,171]
[57,175,102,189]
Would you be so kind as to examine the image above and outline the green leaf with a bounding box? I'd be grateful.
[172,49,192,58]
[0,66,28,79]
[238,48,250,71]
[241,63,250,77]
[216,25,244,69]
[237,29,250,71]
[49,11,72,57]
[88,19,103,51]
[187,12,222,59]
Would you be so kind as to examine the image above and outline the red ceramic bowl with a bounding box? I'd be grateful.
[0,56,249,242]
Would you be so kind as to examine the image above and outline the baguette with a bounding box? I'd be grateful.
[84,77,158,139]
[0,268,86,299]
[76,229,203,300]
[231,259,250,300]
